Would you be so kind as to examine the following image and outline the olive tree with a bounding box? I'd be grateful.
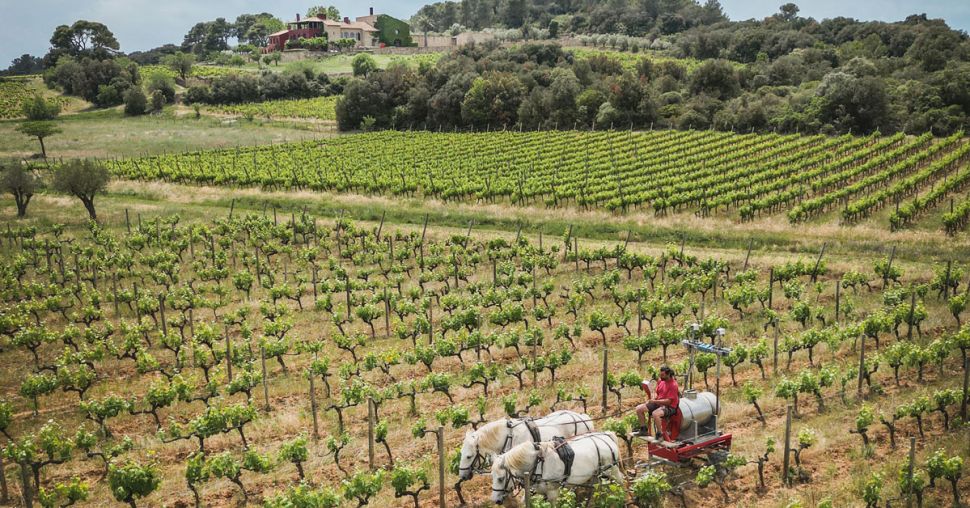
[52,160,110,221]
[1,162,39,217]
[15,121,61,159]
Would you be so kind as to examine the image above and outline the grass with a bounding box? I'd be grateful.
[101,179,970,267]
[0,109,334,159]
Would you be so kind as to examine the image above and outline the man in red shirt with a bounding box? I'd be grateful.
[635,366,680,438]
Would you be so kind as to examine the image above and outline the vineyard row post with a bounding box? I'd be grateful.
[906,436,916,508]
[961,351,969,423]
[782,404,792,487]
[225,328,233,383]
[437,426,446,508]
[19,462,31,508]
[158,294,167,337]
[308,368,319,440]
[367,397,375,471]
[601,337,609,415]
[834,281,841,323]
[857,336,866,399]
[260,344,270,411]
[0,446,7,504]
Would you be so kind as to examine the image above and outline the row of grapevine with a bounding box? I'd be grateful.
[202,96,338,121]
[107,129,970,231]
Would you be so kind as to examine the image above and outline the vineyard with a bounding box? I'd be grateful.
[202,96,339,121]
[140,65,248,80]
[0,194,966,507]
[0,78,73,120]
[110,129,970,234]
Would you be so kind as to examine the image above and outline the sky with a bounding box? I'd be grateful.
[1,0,969,68]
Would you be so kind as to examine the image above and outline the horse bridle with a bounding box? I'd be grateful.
[491,443,544,499]
[458,442,490,476]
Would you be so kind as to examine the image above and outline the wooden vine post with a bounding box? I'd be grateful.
[367,398,376,470]
[260,344,271,411]
[782,404,793,487]
[857,336,866,399]
[158,294,167,336]
[308,367,319,440]
[225,328,233,383]
[0,447,8,504]
[437,426,446,508]
[601,339,609,414]
[906,437,916,508]
[961,351,969,423]
[19,462,32,507]
[834,281,841,323]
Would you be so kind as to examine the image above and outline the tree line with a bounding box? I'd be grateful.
[336,30,970,136]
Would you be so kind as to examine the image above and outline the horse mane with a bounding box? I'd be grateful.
[474,419,508,452]
[502,442,536,472]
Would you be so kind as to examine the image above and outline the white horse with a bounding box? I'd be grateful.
[458,410,594,481]
[490,432,625,504]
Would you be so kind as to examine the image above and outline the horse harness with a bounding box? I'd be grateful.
[502,433,619,495]
[503,412,595,452]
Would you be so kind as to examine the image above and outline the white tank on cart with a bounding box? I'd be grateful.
[677,390,717,430]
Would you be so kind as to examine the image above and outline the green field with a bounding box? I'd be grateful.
[0,109,332,159]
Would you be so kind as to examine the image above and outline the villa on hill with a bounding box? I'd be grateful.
[265,7,413,52]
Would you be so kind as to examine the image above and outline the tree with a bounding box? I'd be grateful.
[352,54,378,77]
[15,121,61,159]
[52,160,110,221]
[461,73,526,129]
[778,3,800,22]
[689,60,740,100]
[234,13,283,46]
[161,52,194,81]
[307,6,341,21]
[21,95,61,121]
[1,163,39,218]
[48,20,120,61]
[124,88,147,116]
[908,25,964,72]
[4,54,43,75]
[814,72,891,134]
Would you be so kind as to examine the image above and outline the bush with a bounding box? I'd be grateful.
[96,84,125,107]
[123,87,147,115]
[21,95,61,120]
[149,90,166,113]
[144,72,176,103]
[184,85,212,104]
[352,53,378,77]
[44,56,139,105]
[209,73,261,104]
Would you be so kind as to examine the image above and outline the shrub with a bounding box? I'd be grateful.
[123,87,147,115]
[21,94,61,120]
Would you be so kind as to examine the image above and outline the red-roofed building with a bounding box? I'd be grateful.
[265,9,381,52]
